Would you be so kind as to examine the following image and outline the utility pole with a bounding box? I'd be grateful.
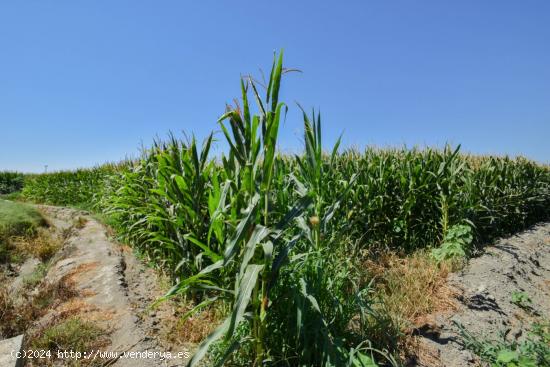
[44,165,48,173]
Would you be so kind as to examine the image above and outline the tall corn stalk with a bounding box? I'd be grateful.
[180,51,313,366]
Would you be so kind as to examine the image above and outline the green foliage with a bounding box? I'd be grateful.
[0,171,25,195]
[0,199,46,240]
[21,164,124,209]
[0,191,22,201]
[458,321,550,367]
[431,224,473,262]
[336,148,550,252]
[31,317,106,353]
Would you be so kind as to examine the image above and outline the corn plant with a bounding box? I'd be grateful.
[22,165,121,209]
[177,51,311,366]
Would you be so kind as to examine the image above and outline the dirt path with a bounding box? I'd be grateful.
[415,223,550,366]
[36,206,191,366]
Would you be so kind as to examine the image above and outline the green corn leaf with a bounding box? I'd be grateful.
[187,316,231,367]
[331,134,343,166]
[262,241,273,262]
[268,235,300,290]
[227,264,264,340]
[248,77,266,117]
[162,259,224,299]
[270,51,284,111]
[223,194,261,263]
[213,338,248,367]
[184,234,222,263]
[275,195,313,232]
[265,53,277,106]
[322,173,358,229]
[199,133,214,170]
[239,225,270,278]
[352,352,378,367]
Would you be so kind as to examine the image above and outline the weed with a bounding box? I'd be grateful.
[0,191,22,201]
[457,320,550,367]
[0,241,12,263]
[30,317,108,364]
[431,224,473,263]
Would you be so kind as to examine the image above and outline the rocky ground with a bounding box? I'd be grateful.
[414,223,550,367]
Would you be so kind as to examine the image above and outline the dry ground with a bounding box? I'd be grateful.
[411,223,550,367]
[2,205,195,366]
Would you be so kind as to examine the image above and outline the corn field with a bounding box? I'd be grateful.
[0,171,25,195]
[19,53,550,366]
[22,164,123,209]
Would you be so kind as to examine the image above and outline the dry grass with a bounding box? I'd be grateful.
[61,226,76,240]
[35,275,79,308]
[28,317,109,367]
[9,227,62,262]
[364,250,460,364]
[2,267,109,366]
[56,299,115,324]
[75,216,88,229]
[163,298,225,345]
[22,262,49,288]
[403,336,446,367]
[1,221,67,338]
[22,270,112,366]
[0,273,78,338]
[0,273,11,322]
[367,251,457,330]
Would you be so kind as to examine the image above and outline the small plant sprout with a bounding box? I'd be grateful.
[511,291,532,309]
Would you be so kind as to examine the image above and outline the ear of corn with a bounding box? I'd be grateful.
[17,53,550,366]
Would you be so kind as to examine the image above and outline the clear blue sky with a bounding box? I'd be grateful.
[1,1,549,172]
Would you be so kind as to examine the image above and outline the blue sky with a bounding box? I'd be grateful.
[1,1,549,172]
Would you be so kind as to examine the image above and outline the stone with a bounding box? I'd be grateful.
[0,334,24,367]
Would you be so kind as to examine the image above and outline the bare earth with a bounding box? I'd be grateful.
[34,205,192,366]
[414,223,550,367]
